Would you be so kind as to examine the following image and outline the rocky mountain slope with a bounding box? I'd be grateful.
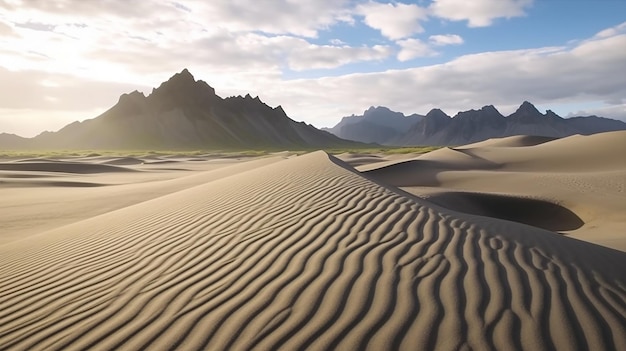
[1,69,361,150]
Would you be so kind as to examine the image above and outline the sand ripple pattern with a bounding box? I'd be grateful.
[1,151,625,350]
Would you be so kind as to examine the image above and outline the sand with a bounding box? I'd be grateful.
[358,131,626,251]
[0,155,283,244]
[1,136,625,350]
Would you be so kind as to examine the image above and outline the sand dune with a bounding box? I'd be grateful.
[335,152,385,167]
[1,151,624,350]
[362,131,626,250]
[458,135,558,148]
[0,156,283,244]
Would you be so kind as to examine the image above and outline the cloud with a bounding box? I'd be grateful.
[0,1,387,90]
[14,21,56,32]
[429,34,464,46]
[396,38,437,61]
[4,0,352,38]
[0,20,17,37]
[0,67,149,110]
[0,108,104,137]
[0,30,626,135]
[261,31,626,127]
[357,1,428,40]
[288,43,392,71]
[190,0,354,38]
[430,0,533,27]
[594,21,626,39]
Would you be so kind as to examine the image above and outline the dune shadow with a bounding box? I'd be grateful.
[0,162,137,174]
[426,191,584,232]
[0,180,106,188]
[362,158,501,187]
[102,157,145,165]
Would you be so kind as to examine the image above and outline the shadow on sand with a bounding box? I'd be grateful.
[426,191,584,232]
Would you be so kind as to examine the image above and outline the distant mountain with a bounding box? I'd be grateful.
[328,101,626,146]
[0,133,30,149]
[2,69,362,150]
[322,106,423,144]
[565,115,626,134]
[396,105,505,146]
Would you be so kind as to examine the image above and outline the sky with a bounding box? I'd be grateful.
[1,0,626,137]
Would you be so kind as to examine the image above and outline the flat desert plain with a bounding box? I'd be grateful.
[1,131,625,350]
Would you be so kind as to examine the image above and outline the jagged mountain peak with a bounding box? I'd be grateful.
[481,105,500,113]
[364,106,392,114]
[508,100,552,124]
[425,108,450,120]
[145,69,218,111]
[117,90,146,103]
[516,101,541,114]
[358,106,407,121]
[150,69,215,97]
[455,105,504,121]
[545,109,563,120]
[243,93,261,101]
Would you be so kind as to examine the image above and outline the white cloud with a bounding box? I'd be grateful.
[357,1,428,40]
[396,38,437,61]
[430,0,533,27]
[0,1,389,91]
[330,38,346,45]
[0,20,17,37]
[0,67,148,110]
[594,21,626,38]
[3,0,353,38]
[260,31,626,127]
[288,44,392,71]
[429,34,464,46]
[191,0,354,38]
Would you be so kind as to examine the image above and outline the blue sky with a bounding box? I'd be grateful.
[0,0,625,137]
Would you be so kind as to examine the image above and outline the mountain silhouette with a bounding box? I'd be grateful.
[322,106,423,144]
[2,69,362,150]
[328,101,626,146]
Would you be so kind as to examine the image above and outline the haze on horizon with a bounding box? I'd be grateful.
[1,0,625,138]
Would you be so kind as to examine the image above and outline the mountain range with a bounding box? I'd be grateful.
[0,69,360,150]
[326,102,626,146]
[2,69,625,150]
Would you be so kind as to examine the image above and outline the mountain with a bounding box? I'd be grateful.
[0,133,29,149]
[329,101,626,146]
[501,101,579,137]
[322,106,423,144]
[5,69,362,150]
[565,115,626,134]
[397,105,507,146]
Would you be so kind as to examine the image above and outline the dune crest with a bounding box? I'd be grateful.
[1,151,624,350]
